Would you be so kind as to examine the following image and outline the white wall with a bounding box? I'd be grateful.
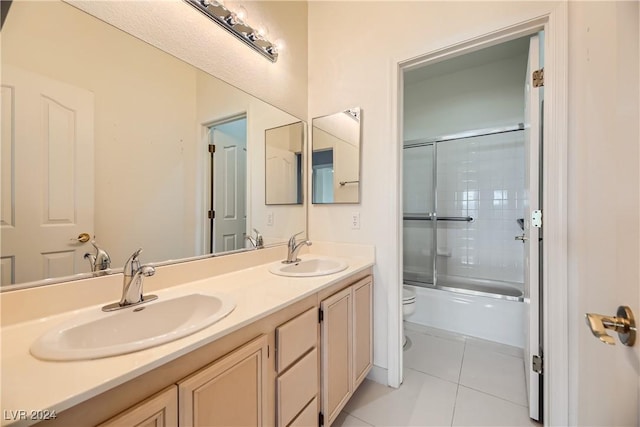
[70,0,309,119]
[308,0,562,385]
[404,54,528,139]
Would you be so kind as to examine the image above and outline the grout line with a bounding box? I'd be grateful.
[457,339,467,384]
[451,383,461,426]
[404,366,460,387]
[458,384,529,408]
[347,413,374,427]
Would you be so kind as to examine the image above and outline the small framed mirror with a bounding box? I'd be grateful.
[312,108,362,204]
[265,121,305,205]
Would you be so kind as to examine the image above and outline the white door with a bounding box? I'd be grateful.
[266,147,297,203]
[523,34,542,421]
[210,119,247,253]
[574,1,639,424]
[1,66,94,285]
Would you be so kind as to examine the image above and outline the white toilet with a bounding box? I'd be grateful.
[402,286,417,348]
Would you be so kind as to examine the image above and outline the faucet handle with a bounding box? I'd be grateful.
[124,248,143,275]
[253,229,264,248]
[289,231,305,244]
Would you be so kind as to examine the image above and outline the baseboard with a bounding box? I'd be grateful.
[366,364,389,386]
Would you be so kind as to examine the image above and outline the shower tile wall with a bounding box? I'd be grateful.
[402,133,525,287]
[436,133,525,284]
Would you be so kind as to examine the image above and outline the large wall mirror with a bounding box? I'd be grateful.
[311,108,362,204]
[0,0,306,289]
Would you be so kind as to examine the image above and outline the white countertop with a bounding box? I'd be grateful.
[0,250,374,426]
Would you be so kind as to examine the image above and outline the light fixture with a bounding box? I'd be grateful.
[345,108,361,121]
[186,0,279,62]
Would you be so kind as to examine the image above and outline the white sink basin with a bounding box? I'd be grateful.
[269,256,348,277]
[30,292,236,361]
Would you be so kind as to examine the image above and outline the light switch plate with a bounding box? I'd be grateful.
[351,212,360,230]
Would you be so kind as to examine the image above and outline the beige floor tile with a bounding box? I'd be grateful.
[465,335,524,359]
[403,330,465,383]
[344,368,457,426]
[459,344,527,406]
[405,322,466,343]
[452,386,538,426]
[333,412,374,427]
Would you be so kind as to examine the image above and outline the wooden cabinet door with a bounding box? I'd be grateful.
[178,335,268,427]
[353,278,373,388]
[98,386,178,427]
[320,287,352,427]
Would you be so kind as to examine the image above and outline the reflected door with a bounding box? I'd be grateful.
[1,66,94,285]
[402,143,436,285]
[208,118,247,253]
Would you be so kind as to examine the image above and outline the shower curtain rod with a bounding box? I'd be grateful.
[403,123,524,149]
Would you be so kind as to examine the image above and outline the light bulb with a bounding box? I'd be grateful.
[235,6,248,22]
[255,25,269,39]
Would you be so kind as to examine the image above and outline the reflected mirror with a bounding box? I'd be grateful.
[311,108,362,204]
[265,122,304,205]
[0,0,306,289]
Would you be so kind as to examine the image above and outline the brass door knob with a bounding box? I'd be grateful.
[75,233,91,243]
[585,306,636,346]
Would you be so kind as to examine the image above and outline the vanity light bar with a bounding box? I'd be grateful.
[185,0,278,63]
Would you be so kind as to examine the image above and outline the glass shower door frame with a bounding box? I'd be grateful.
[402,140,438,288]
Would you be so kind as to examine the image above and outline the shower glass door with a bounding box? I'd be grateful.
[402,143,436,286]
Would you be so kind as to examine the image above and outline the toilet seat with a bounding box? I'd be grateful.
[403,287,416,304]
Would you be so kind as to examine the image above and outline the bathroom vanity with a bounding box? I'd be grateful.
[0,244,374,427]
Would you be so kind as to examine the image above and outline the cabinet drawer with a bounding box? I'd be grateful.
[288,397,318,427]
[276,307,317,372]
[277,348,318,427]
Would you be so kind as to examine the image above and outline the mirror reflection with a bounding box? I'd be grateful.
[311,108,362,204]
[0,0,306,288]
[265,122,304,205]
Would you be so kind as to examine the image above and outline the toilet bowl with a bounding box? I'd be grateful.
[402,286,416,347]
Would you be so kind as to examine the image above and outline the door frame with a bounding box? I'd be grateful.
[391,6,568,426]
[199,113,248,255]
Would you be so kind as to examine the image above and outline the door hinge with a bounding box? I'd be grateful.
[319,412,324,426]
[208,144,216,153]
[532,210,542,228]
[532,355,543,374]
[319,308,324,323]
[208,210,215,219]
[533,68,544,87]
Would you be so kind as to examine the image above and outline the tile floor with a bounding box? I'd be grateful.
[334,323,540,427]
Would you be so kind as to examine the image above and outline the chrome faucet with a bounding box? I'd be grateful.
[246,228,264,249]
[102,248,157,312]
[84,240,111,272]
[283,231,311,264]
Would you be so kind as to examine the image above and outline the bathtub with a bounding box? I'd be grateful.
[404,281,525,348]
